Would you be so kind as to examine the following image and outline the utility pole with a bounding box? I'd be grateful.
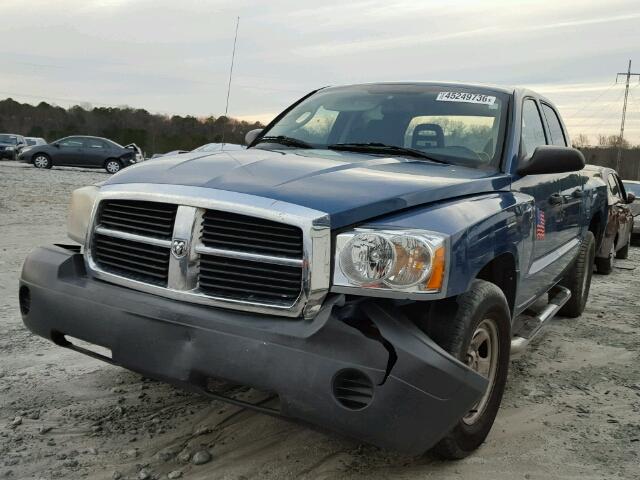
[615,59,640,173]
[221,16,240,147]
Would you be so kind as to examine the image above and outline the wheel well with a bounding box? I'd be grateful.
[104,157,121,165]
[588,213,604,250]
[475,253,517,315]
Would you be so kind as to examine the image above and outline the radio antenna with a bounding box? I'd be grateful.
[221,16,240,147]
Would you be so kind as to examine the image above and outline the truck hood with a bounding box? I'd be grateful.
[106,148,511,228]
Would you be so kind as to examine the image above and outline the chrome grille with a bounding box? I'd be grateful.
[85,190,326,317]
[199,255,302,304]
[93,233,170,286]
[201,210,303,257]
[98,200,177,239]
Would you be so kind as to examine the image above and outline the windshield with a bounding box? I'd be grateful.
[260,84,509,168]
[0,134,17,145]
[623,182,640,196]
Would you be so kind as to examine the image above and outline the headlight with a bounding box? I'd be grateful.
[334,229,447,294]
[67,185,100,244]
[5,146,14,151]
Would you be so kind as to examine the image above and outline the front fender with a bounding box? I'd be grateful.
[364,192,533,299]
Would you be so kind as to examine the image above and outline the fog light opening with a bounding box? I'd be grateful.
[19,286,31,315]
[332,369,374,411]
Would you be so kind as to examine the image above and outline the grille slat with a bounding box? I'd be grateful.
[201,210,303,257]
[93,232,170,286]
[199,275,301,293]
[199,254,302,304]
[98,200,178,240]
[199,257,302,278]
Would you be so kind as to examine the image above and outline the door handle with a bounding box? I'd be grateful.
[548,193,563,205]
[571,188,584,198]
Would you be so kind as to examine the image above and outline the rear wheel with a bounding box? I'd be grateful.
[559,231,595,317]
[616,233,630,259]
[105,159,122,174]
[426,279,511,459]
[594,238,614,275]
[33,154,51,169]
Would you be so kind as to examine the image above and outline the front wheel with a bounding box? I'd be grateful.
[105,159,122,174]
[426,279,511,459]
[33,154,51,169]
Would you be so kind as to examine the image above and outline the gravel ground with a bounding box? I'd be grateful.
[1,160,639,480]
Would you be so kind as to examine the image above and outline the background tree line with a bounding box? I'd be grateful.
[0,98,264,155]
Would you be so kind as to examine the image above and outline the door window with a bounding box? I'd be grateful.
[59,137,83,147]
[86,138,106,149]
[608,174,622,200]
[521,99,547,158]
[541,104,567,146]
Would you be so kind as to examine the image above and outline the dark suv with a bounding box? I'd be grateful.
[0,133,27,160]
[18,135,140,173]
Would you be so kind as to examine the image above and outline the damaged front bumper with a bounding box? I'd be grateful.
[19,245,487,455]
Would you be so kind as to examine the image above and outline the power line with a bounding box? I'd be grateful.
[615,59,640,170]
[564,82,618,119]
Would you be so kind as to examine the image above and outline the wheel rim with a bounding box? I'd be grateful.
[463,318,499,425]
[34,156,48,168]
[106,161,120,173]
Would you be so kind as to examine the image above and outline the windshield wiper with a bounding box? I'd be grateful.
[257,135,313,149]
[327,143,447,163]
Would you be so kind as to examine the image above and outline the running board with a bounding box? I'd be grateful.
[510,286,572,356]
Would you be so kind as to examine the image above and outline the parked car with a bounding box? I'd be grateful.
[21,82,600,459]
[25,137,47,147]
[18,136,142,173]
[622,179,640,243]
[192,142,245,152]
[583,165,635,273]
[150,150,189,159]
[0,133,27,160]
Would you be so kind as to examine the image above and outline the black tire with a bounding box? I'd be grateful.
[32,153,51,169]
[616,233,630,259]
[559,231,595,317]
[594,237,614,275]
[104,159,122,174]
[426,279,511,460]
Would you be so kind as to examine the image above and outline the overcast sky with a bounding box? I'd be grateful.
[2,0,640,143]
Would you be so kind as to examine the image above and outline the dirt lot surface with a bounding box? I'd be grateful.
[1,160,639,480]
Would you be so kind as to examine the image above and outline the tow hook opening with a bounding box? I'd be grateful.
[52,332,113,361]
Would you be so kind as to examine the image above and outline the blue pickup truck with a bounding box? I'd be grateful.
[19,83,602,459]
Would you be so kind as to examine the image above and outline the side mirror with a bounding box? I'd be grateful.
[244,129,263,146]
[517,146,585,176]
[53,143,60,148]
[627,192,636,204]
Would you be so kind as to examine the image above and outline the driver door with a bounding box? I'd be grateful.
[512,98,567,307]
[56,137,84,166]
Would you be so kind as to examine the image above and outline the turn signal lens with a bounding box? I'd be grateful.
[384,235,433,287]
[67,185,99,245]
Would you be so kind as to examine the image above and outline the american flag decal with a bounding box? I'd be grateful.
[536,209,546,240]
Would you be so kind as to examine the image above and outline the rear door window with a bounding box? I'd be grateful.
[521,99,547,158]
[541,104,567,146]
[86,138,106,149]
